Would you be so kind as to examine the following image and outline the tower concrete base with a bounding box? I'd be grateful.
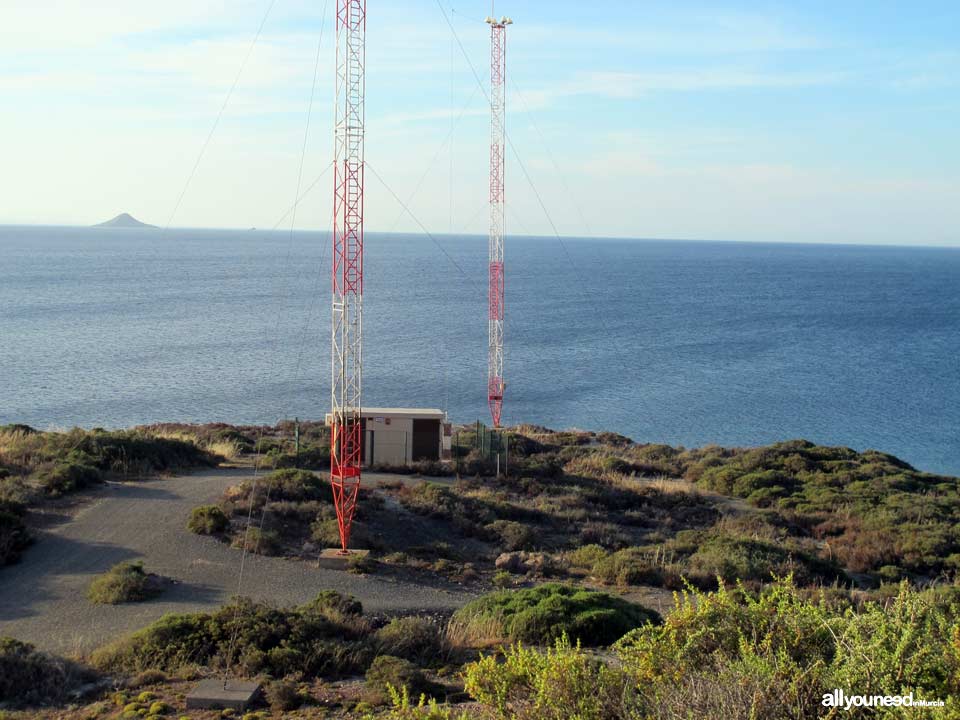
[185,679,261,711]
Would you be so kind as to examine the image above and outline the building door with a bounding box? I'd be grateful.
[411,419,440,461]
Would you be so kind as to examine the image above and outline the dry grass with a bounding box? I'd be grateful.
[445,612,505,650]
[205,440,242,462]
[151,430,241,462]
[146,430,196,444]
[0,428,46,469]
[647,476,697,494]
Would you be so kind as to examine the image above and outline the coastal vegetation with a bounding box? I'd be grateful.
[90,590,378,678]
[2,579,959,718]
[186,505,229,535]
[460,578,960,720]
[163,422,960,599]
[0,637,95,706]
[86,561,163,605]
[0,425,217,488]
[447,583,658,647]
[4,421,960,717]
[0,498,31,565]
[0,424,226,564]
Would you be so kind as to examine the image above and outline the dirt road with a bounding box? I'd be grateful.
[0,468,475,655]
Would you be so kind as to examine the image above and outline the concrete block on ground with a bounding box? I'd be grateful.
[185,679,261,711]
[317,547,369,569]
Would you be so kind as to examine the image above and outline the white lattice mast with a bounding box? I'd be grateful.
[486,12,511,428]
[330,0,365,551]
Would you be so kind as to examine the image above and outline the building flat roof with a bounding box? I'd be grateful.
[325,407,446,420]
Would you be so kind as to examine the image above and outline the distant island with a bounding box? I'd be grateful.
[94,213,156,229]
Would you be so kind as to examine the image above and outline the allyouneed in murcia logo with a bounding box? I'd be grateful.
[822,689,945,711]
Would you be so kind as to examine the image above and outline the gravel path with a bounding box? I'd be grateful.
[0,468,476,655]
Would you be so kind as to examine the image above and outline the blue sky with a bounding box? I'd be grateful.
[1,1,957,244]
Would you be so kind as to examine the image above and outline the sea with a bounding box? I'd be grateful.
[1,225,958,475]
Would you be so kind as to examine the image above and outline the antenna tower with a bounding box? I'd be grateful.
[330,0,365,551]
[486,12,511,427]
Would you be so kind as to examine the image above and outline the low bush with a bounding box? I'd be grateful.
[301,589,364,619]
[372,690,472,720]
[680,530,841,588]
[32,461,102,496]
[486,519,535,551]
[187,505,229,535]
[365,655,435,705]
[91,591,373,678]
[593,547,666,586]
[347,552,376,574]
[375,617,444,665]
[566,544,608,569]
[235,469,327,508]
[87,561,162,604]
[577,520,631,549]
[264,679,302,711]
[125,668,167,688]
[464,635,632,720]
[230,526,281,556]
[311,517,373,549]
[448,584,659,647]
[0,637,96,706]
[0,501,31,565]
[0,474,31,505]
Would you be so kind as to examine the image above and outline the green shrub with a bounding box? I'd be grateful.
[486,519,535,551]
[375,617,444,665]
[683,532,840,587]
[614,577,960,719]
[311,518,345,548]
[456,579,960,720]
[0,637,96,706]
[365,655,434,705]
[187,505,229,535]
[566,544,608,569]
[11,429,215,478]
[464,635,632,720]
[264,679,301,711]
[592,547,664,586]
[448,584,659,647]
[126,669,167,688]
[347,552,375,574]
[577,521,630,549]
[33,461,102,496]
[91,592,373,678]
[372,689,471,719]
[230,527,280,556]
[0,501,31,565]
[682,439,960,579]
[310,513,378,551]
[239,468,326,507]
[300,589,363,618]
[87,561,162,604]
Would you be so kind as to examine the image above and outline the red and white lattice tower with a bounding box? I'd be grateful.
[486,13,511,428]
[330,0,365,552]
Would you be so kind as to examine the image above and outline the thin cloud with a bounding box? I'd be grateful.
[517,67,847,108]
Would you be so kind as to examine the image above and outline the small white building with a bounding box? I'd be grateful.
[324,407,452,467]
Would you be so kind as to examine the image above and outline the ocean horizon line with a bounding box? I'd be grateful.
[2,222,958,251]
